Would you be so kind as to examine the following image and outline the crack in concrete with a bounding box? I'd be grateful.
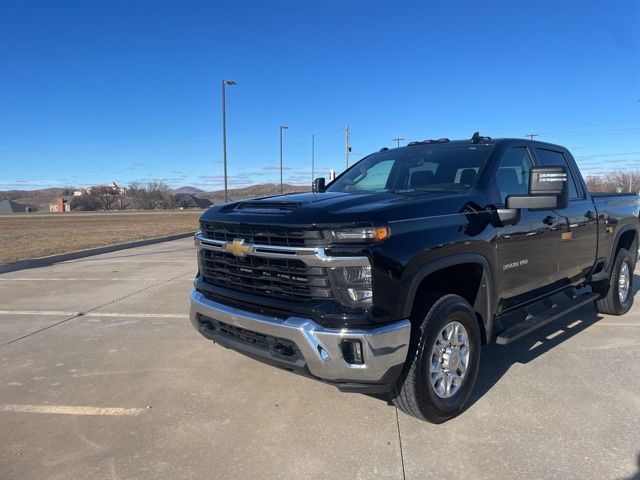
[395,407,407,480]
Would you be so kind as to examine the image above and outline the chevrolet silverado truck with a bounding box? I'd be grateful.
[190,133,639,423]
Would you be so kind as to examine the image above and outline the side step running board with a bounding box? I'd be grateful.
[496,292,599,345]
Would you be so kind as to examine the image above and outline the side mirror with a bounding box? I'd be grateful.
[506,166,569,211]
[312,177,326,193]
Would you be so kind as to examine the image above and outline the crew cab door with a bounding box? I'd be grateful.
[492,145,561,299]
[532,148,598,282]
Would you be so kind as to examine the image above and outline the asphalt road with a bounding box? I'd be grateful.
[0,238,638,480]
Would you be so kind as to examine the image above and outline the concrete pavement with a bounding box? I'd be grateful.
[0,238,638,479]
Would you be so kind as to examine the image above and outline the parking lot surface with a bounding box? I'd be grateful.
[0,238,638,480]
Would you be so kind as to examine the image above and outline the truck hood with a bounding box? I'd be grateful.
[200,190,484,227]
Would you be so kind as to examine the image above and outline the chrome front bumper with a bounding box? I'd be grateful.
[190,289,411,384]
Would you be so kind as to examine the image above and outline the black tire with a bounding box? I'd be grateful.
[391,293,481,423]
[595,248,635,315]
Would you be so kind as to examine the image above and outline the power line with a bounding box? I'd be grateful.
[526,133,538,140]
[393,137,405,148]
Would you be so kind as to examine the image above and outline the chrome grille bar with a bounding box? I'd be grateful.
[195,232,369,268]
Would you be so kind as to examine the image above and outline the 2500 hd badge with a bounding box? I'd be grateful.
[503,259,529,270]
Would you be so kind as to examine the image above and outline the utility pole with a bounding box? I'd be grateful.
[345,123,351,170]
[221,79,236,202]
[311,134,315,182]
[526,133,538,140]
[279,125,288,194]
[393,137,405,148]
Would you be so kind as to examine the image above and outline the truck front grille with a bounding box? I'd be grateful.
[199,248,331,301]
[200,221,324,247]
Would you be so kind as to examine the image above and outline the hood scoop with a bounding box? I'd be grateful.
[235,201,301,214]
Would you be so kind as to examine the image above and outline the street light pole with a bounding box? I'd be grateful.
[280,125,288,194]
[311,134,315,183]
[221,79,236,203]
[345,123,350,170]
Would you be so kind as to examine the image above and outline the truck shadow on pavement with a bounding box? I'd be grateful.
[620,454,640,480]
[466,274,640,410]
[467,304,602,407]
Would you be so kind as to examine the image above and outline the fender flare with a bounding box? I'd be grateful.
[608,224,639,272]
[403,253,495,341]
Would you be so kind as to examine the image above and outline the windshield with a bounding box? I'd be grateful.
[326,144,494,194]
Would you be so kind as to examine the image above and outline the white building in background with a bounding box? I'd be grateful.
[72,182,126,196]
[108,181,127,195]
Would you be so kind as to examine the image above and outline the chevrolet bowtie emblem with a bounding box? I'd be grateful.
[224,238,253,257]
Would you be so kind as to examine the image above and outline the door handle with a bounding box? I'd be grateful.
[543,216,557,226]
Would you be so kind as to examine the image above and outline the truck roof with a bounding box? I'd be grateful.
[387,136,567,152]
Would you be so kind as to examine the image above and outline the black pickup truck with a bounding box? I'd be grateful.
[190,133,639,422]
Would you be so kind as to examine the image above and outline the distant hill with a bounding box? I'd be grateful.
[0,183,311,211]
[172,186,205,194]
[201,183,311,202]
[1,188,64,199]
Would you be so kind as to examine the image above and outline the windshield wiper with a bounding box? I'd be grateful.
[389,188,444,195]
[412,188,459,194]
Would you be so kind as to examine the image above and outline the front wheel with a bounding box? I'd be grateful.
[391,293,481,423]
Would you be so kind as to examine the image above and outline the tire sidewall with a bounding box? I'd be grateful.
[414,297,481,418]
[612,250,634,313]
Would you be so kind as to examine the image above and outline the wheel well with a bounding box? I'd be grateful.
[411,263,488,343]
[616,229,638,261]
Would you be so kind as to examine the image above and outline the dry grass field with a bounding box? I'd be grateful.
[0,210,202,264]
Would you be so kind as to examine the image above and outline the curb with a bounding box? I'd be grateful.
[0,232,196,274]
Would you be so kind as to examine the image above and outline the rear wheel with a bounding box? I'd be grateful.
[391,293,481,423]
[595,248,635,315]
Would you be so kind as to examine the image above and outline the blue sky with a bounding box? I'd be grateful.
[1,0,638,191]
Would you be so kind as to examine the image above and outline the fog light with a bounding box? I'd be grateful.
[341,339,364,365]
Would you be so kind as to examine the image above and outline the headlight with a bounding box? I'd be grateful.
[325,226,390,243]
[328,266,373,309]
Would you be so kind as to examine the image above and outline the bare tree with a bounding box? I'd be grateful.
[92,185,118,210]
[70,191,103,211]
[585,169,640,193]
[126,180,172,210]
[127,181,148,210]
[146,180,172,209]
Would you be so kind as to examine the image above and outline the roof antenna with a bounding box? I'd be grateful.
[470,132,481,144]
